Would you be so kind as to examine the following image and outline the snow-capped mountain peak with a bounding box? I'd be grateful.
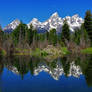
[31,18,40,23]
[28,18,41,29]
[72,14,79,18]
[4,19,20,33]
[4,12,84,33]
[50,12,59,18]
[28,12,83,33]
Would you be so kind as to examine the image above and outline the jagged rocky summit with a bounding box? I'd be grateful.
[3,12,84,33]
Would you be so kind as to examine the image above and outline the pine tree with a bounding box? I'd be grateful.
[12,22,28,45]
[84,10,92,43]
[33,29,38,41]
[73,24,89,47]
[73,28,81,45]
[61,20,70,44]
[49,29,57,46]
[27,24,34,45]
[0,25,4,47]
[46,31,49,40]
[32,29,38,48]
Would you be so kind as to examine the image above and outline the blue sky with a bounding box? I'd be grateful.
[0,0,92,28]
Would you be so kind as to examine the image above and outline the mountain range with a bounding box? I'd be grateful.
[6,61,82,80]
[3,12,84,33]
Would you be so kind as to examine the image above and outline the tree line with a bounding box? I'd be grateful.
[0,10,92,53]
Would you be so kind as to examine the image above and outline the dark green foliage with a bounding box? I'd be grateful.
[11,22,28,45]
[11,28,19,45]
[46,31,49,40]
[84,10,92,43]
[80,24,89,41]
[72,24,89,46]
[62,57,70,77]
[29,58,34,75]
[36,33,46,42]
[61,20,70,43]
[27,24,34,45]
[50,60,57,69]
[0,25,4,38]
[33,29,38,41]
[0,25,2,32]
[36,31,49,42]
[0,25,4,47]
[73,28,81,45]
[41,50,48,56]
[49,29,57,45]
[85,58,92,87]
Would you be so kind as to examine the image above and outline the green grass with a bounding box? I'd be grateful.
[31,48,41,56]
[14,48,32,55]
[61,47,70,55]
[81,48,92,54]
[0,49,6,56]
[31,48,48,57]
[41,50,48,56]
[14,47,70,57]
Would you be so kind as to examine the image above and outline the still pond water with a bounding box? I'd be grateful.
[0,54,92,92]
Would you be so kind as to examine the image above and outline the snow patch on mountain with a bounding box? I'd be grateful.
[3,12,84,33]
[3,19,20,33]
[28,12,84,33]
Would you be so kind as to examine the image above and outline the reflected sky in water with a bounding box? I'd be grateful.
[0,54,92,92]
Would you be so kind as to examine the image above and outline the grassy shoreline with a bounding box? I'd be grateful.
[14,46,69,57]
[14,47,92,57]
[1,47,92,58]
[81,48,92,54]
[0,49,6,56]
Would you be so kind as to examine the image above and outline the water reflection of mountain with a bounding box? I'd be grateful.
[0,54,92,86]
[34,61,82,80]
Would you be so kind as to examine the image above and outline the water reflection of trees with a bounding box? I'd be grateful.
[0,54,92,86]
[0,57,4,78]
